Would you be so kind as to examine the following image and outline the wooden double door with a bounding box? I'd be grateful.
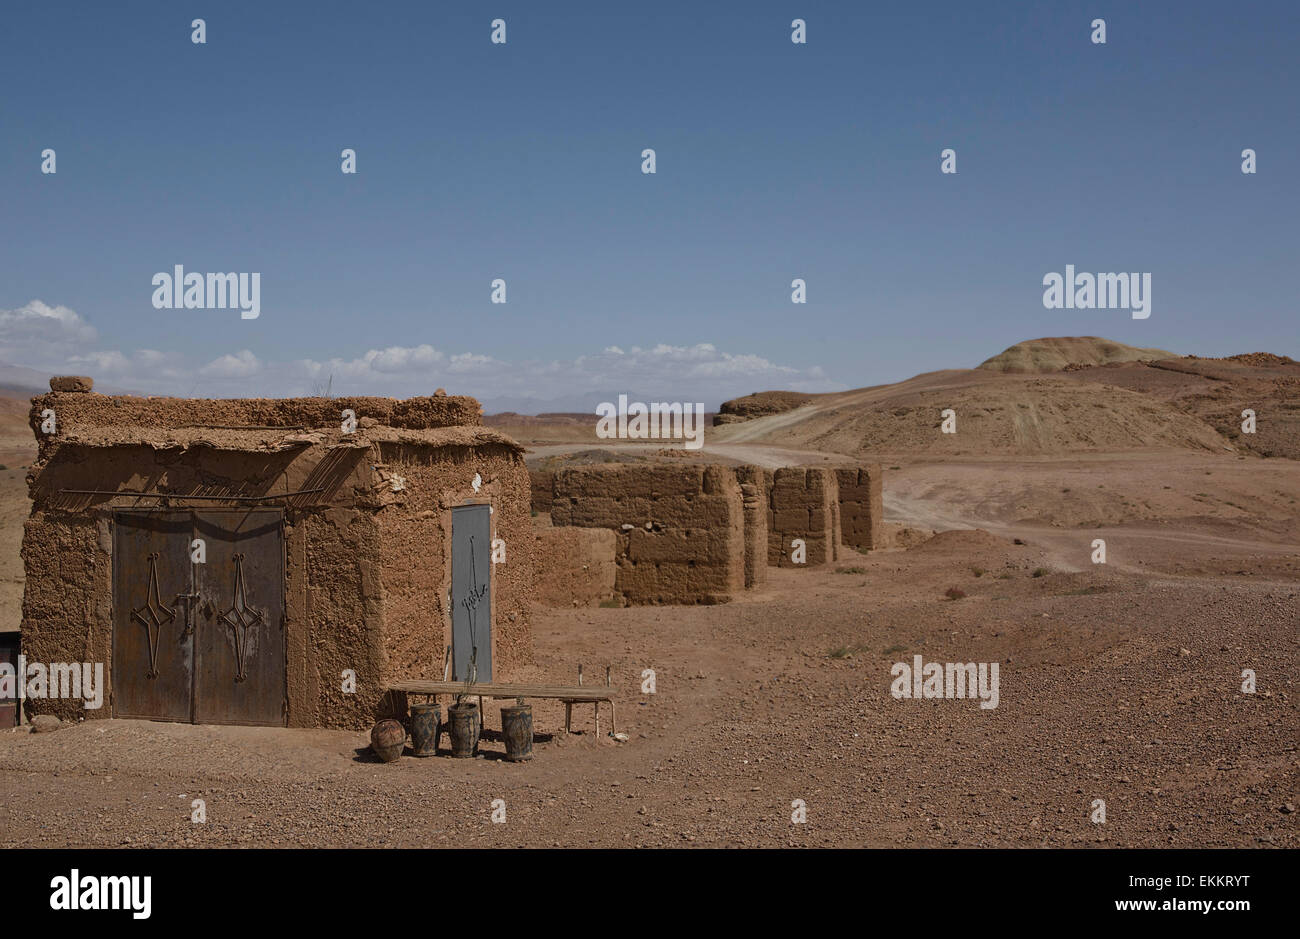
[112,509,285,726]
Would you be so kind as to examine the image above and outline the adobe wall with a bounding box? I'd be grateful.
[18,511,107,724]
[532,460,883,600]
[530,470,555,517]
[370,440,534,698]
[767,467,841,567]
[835,465,884,552]
[531,518,617,608]
[296,505,383,729]
[545,464,746,604]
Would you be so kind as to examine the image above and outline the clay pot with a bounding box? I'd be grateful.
[501,703,533,762]
[409,703,441,757]
[370,719,406,763]
[448,702,480,758]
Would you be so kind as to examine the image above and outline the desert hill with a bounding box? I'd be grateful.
[714,337,1300,459]
[978,336,1176,373]
[715,391,822,423]
[1056,354,1300,459]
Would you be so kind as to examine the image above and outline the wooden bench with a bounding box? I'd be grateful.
[387,680,618,736]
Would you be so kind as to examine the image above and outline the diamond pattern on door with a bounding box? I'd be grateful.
[112,509,285,725]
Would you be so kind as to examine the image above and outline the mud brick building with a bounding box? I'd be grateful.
[531,460,882,606]
[20,378,533,729]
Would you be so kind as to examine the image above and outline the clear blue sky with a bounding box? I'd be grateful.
[1,0,1295,409]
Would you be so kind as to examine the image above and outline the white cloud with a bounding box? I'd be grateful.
[200,349,261,378]
[447,352,499,372]
[135,349,169,367]
[0,301,846,408]
[295,344,446,382]
[64,348,183,379]
[360,344,444,373]
[65,350,132,373]
[0,299,99,364]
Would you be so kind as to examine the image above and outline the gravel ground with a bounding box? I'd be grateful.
[2,526,1295,848]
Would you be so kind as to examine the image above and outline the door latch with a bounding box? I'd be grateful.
[174,593,201,635]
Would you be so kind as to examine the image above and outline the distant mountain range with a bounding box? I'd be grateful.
[0,363,56,394]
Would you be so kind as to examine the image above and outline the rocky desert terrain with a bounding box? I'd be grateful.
[1,337,1296,848]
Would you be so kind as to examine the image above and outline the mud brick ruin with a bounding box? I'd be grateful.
[20,378,533,729]
[531,462,883,605]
